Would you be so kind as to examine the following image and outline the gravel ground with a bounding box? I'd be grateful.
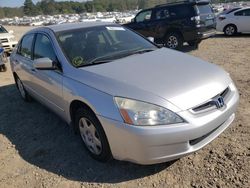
[0,26,249,188]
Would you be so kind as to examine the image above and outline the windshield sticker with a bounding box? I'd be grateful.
[72,56,84,67]
[106,27,125,31]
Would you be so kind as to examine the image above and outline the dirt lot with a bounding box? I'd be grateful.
[0,26,249,188]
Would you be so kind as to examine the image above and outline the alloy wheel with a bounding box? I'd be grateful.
[225,26,235,36]
[79,117,102,155]
[167,36,178,49]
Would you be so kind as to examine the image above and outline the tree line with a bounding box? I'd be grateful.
[0,0,248,18]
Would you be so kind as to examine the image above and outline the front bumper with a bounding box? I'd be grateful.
[197,29,216,39]
[1,41,17,53]
[98,85,239,165]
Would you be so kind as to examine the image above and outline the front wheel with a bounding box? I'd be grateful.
[165,32,183,50]
[75,108,112,162]
[224,25,237,36]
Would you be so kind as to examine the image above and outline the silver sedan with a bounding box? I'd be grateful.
[10,22,239,165]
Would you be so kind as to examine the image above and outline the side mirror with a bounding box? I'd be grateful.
[9,30,14,34]
[34,57,55,70]
[147,37,154,43]
[131,18,135,23]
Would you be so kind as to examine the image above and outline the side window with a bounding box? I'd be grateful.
[169,5,193,18]
[34,34,57,62]
[18,34,34,59]
[156,8,170,20]
[136,10,152,22]
[235,10,244,16]
[235,9,250,16]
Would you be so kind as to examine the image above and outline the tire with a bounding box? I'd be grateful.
[74,107,112,162]
[165,32,183,50]
[224,24,237,36]
[188,41,200,49]
[0,64,7,72]
[15,76,31,102]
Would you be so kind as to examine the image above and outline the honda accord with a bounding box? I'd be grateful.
[10,22,239,164]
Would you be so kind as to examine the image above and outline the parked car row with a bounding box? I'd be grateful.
[124,0,216,50]
[124,1,250,50]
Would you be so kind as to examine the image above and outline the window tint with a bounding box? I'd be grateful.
[156,8,170,20]
[196,4,213,14]
[34,34,57,62]
[19,34,34,59]
[57,26,156,67]
[136,10,152,22]
[169,5,194,18]
[226,8,241,14]
[235,9,250,16]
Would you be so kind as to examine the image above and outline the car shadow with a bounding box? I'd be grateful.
[0,84,175,183]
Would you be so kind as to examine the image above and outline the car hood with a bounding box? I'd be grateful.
[0,33,14,39]
[78,48,231,111]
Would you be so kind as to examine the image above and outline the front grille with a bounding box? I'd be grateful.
[189,124,221,146]
[0,38,8,43]
[191,87,230,113]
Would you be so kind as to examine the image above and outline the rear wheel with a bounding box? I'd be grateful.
[224,25,237,36]
[188,41,201,49]
[75,107,112,162]
[16,76,31,101]
[165,32,183,50]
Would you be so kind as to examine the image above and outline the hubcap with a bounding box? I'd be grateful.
[17,79,26,99]
[167,36,178,49]
[79,117,102,155]
[225,26,235,35]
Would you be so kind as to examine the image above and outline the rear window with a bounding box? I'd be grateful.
[196,4,213,14]
[168,5,194,18]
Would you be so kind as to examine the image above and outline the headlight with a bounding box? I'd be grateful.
[114,97,184,126]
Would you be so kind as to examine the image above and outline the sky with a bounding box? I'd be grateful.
[0,0,88,8]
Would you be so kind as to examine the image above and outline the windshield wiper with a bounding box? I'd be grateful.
[78,48,157,67]
[127,48,156,55]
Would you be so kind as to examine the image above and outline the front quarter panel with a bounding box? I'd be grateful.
[62,76,123,124]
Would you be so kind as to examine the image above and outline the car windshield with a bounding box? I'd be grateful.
[56,25,157,67]
[0,26,8,33]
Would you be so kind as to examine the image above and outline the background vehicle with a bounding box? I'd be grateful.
[0,47,7,72]
[0,25,18,55]
[10,22,239,165]
[124,0,216,49]
[216,7,250,36]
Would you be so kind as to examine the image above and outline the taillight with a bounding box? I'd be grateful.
[218,15,226,21]
[191,16,201,25]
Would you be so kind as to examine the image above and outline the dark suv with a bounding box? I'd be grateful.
[124,0,216,49]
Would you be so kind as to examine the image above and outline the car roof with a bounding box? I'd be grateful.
[230,7,250,14]
[47,22,117,32]
[28,22,118,34]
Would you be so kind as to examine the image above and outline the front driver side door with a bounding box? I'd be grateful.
[31,33,64,116]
